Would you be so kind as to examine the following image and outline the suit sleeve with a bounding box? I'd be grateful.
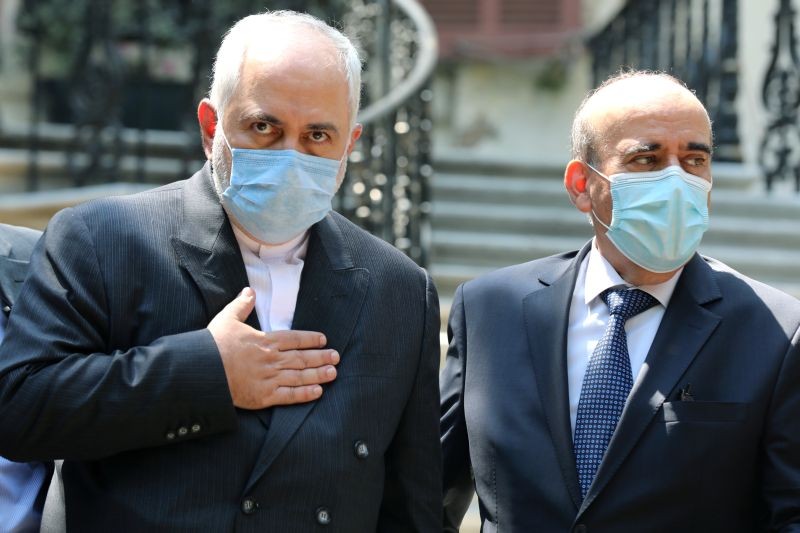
[0,208,237,462]
[440,283,475,531]
[376,272,443,531]
[761,324,800,531]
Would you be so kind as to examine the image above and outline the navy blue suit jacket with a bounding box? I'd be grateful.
[441,243,800,532]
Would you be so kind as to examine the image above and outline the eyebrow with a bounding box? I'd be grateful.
[620,141,713,156]
[621,143,660,156]
[237,112,339,134]
[307,122,339,134]
[239,111,283,126]
[687,142,713,154]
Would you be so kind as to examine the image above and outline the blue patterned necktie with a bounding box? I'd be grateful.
[573,287,658,499]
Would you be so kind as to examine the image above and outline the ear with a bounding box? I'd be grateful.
[346,123,363,155]
[564,159,591,213]
[198,98,218,160]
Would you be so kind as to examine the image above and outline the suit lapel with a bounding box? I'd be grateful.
[170,167,268,423]
[0,256,30,315]
[579,254,722,513]
[170,165,257,329]
[525,242,591,510]
[244,214,369,493]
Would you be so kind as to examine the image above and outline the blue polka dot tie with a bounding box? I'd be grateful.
[573,287,658,499]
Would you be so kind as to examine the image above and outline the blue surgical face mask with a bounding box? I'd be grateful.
[587,163,712,273]
[218,131,343,244]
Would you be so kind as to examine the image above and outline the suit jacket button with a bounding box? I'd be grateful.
[2,305,10,314]
[242,498,258,515]
[191,424,201,433]
[574,524,588,533]
[165,431,176,441]
[315,507,331,525]
[177,426,188,437]
[354,440,369,459]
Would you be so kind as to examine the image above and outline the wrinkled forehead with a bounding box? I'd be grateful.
[585,79,712,150]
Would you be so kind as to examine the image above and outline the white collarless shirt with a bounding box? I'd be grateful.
[566,241,683,434]
[233,228,309,332]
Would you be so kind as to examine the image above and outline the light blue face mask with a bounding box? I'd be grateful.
[587,163,712,273]
[219,132,342,244]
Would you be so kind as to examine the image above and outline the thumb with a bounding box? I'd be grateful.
[223,287,256,322]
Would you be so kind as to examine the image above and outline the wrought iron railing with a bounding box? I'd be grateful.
[587,0,741,163]
[12,0,438,265]
[760,0,800,192]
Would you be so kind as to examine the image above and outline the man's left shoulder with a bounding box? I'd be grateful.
[0,223,42,260]
[328,212,426,276]
[703,255,800,315]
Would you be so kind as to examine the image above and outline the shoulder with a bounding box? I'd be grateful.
[49,180,186,238]
[460,249,579,301]
[0,224,42,260]
[328,211,426,278]
[69,180,184,222]
[702,255,800,322]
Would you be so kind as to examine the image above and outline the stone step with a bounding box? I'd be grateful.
[0,183,155,229]
[0,121,199,158]
[431,200,800,249]
[0,147,204,193]
[434,153,756,189]
[431,170,798,218]
[432,159,758,192]
[429,229,800,296]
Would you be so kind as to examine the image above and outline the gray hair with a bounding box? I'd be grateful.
[570,70,708,164]
[209,10,362,127]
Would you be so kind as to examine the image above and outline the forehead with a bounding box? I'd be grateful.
[228,26,350,123]
[587,81,712,156]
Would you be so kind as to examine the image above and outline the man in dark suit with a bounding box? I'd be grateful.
[0,224,51,532]
[0,11,441,531]
[441,71,800,531]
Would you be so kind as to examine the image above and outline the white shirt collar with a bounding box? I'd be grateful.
[584,239,682,309]
[232,226,309,264]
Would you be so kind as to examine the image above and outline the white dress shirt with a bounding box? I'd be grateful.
[0,313,48,533]
[566,241,682,434]
[233,228,308,332]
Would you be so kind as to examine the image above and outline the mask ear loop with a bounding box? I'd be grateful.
[214,109,232,154]
[583,162,613,231]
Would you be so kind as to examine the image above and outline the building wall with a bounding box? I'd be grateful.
[431,54,592,167]
[431,0,782,175]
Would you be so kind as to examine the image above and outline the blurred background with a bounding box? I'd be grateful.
[2,0,800,530]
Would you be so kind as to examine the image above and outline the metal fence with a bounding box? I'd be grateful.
[588,0,741,163]
[11,0,437,265]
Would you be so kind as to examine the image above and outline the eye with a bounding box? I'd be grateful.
[308,130,330,143]
[253,122,274,135]
[631,155,655,165]
[686,155,708,167]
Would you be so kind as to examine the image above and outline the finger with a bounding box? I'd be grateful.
[219,287,256,323]
[277,349,340,370]
[272,384,324,405]
[277,365,337,387]
[270,330,327,351]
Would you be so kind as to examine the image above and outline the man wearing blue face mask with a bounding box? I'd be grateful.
[441,71,800,531]
[0,11,442,531]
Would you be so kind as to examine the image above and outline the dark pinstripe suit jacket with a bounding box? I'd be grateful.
[0,224,41,316]
[0,165,442,532]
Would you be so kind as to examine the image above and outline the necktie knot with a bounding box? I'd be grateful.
[601,287,658,322]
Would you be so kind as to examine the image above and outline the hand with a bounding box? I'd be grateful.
[208,287,339,409]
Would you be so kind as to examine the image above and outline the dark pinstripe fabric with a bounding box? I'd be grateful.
[0,164,442,532]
